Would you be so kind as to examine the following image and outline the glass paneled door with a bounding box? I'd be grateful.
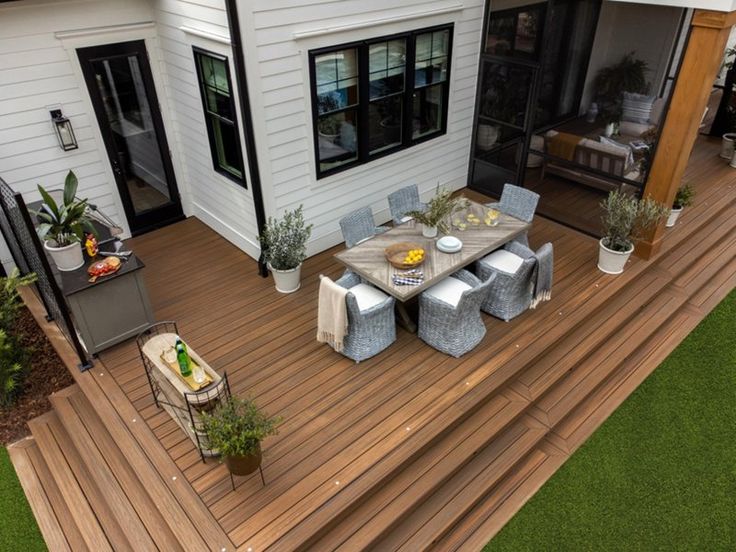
[470,58,538,197]
[78,41,183,235]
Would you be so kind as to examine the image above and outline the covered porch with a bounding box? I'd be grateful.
[11,135,735,551]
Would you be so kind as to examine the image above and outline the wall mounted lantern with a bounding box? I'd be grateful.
[50,109,78,151]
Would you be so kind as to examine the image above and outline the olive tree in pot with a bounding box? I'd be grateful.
[201,396,279,477]
[598,191,668,275]
[666,184,695,227]
[260,205,313,293]
[34,171,95,272]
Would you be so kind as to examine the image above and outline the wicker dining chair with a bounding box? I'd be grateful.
[418,269,496,357]
[388,184,425,225]
[339,206,390,248]
[476,240,553,321]
[486,184,540,247]
[323,271,396,362]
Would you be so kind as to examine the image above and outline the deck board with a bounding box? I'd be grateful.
[79,135,736,550]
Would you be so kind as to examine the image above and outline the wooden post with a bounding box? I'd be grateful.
[637,9,736,259]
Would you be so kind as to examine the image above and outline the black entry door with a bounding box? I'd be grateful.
[78,41,183,235]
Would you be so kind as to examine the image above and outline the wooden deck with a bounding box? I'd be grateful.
[9,135,736,551]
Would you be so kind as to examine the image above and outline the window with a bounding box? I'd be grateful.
[310,25,453,178]
[193,48,246,186]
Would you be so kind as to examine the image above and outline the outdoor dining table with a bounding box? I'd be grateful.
[334,199,531,331]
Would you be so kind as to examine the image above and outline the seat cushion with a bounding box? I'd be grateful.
[349,283,388,312]
[424,276,472,308]
[480,249,525,275]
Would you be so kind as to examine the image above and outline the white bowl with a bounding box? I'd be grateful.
[437,236,461,249]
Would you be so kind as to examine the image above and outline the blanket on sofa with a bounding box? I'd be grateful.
[547,131,581,161]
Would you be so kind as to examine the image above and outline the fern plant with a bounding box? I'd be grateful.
[594,52,649,123]
[673,184,695,209]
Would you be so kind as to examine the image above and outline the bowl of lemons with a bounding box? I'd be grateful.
[385,242,426,269]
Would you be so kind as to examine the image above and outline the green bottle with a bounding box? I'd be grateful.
[175,338,192,377]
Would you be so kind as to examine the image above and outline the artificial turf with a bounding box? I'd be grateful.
[0,447,46,551]
[487,289,736,552]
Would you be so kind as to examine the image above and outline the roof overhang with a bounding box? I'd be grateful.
[609,0,736,12]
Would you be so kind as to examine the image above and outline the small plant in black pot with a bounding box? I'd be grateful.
[202,396,280,477]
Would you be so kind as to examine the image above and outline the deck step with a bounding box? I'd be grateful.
[26,411,114,552]
[7,438,74,552]
[49,386,182,551]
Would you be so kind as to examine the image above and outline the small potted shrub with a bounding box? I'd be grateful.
[260,205,313,293]
[666,184,695,227]
[202,396,279,477]
[407,187,468,238]
[598,191,668,275]
[34,171,95,271]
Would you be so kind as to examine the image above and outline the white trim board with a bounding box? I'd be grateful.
[55,21,155,40]
[179,25,231,45]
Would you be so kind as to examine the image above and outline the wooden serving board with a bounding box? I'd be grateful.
[159,352,213,391]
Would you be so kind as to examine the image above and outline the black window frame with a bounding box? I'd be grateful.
[309,24,454,179]
[192,46,247,187]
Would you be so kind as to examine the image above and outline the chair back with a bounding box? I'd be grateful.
[388,184,421,224]
[499,184,540,223]
[340,206,377,248]
[457,272,496,313]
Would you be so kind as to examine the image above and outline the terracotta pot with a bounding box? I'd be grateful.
[269,262,302,293]
[44,240,84,271]
[597,238,633,275]
[223,445,262,476]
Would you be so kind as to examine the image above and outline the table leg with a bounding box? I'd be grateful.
[396,301,417,333]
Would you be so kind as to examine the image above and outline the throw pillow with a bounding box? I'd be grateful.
[622,92,656,124]
[599,136,634,169]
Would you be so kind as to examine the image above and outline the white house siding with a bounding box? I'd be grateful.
[0,0,159,269]
[151,0,261,258]
[240,0,485,255]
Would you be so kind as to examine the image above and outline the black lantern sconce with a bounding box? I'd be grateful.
[50,109,78,151]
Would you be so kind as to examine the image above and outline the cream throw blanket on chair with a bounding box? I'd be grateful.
[317,275,349,352]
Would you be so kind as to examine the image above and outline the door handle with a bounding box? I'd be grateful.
[111,158,123,177]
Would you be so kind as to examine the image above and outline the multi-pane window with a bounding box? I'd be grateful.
[310,25,453,178]
[193,48,246,186]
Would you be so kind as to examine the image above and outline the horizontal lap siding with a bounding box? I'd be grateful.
[152,0,260,258]
[247,0,484,255]
[0,0,156,269]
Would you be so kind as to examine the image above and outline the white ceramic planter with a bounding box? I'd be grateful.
[44,240,84,271]
[666,207,682,228]
[721,133,736,159]
[269,263,302,293]
[597,239,634,275]
[476,124,500,151]
[422,225,438,238]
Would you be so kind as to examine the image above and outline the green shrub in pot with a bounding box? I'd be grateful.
[259,205,313,293]
[202,396,280,476]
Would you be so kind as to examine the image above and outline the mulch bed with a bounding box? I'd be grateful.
[0,307,74,445]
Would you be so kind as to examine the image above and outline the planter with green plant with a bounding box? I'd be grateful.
[666,184,695,227]
[33,170,95,271]
[201,396,279,476]
[594,52,649,135]
[406,187,468,238]
[260,205,313,293]
[598,191,668,274]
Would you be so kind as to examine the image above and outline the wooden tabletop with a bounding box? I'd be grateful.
[334,200,530,301]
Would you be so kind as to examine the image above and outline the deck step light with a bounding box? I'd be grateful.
[50,109,78,151]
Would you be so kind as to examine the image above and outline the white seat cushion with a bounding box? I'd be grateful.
[480,249,525,275]
[399,215,413,224]
[349,283,388,312]
[424,276,472,308]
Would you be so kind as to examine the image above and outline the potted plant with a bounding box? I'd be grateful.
[34,171,95,272]
[598,191,668,275]
[594,52,649,136]
[406,187,468,238]
[201,396,279,477]
[666,184,695,227]
[259,205,313,293]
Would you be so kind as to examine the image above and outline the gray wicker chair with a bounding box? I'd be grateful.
[476,240,552,321]
[418,269,496,357]
[339,206,390,248]
[487,184,540,247]
[388,184,425,225]
[330,271,396,362]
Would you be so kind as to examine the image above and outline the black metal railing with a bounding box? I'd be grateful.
[0,177,92,370]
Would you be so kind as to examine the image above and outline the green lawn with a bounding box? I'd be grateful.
[487,290,736,552]
[0,447,46,551]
